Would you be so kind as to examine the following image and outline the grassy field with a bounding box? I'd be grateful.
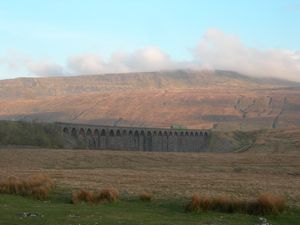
[0,148,299,204]
[0,148,299,224]
[1,192,299,225]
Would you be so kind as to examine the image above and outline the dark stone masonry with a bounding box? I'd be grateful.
[57,122,210,152]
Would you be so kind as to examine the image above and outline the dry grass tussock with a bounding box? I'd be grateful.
[72,188,119,204]
[185,193,285,215]
[139,192,153,202]
[0,174,54,200]
[72,189,94,204]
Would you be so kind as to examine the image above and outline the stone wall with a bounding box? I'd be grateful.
[58,122,210,152]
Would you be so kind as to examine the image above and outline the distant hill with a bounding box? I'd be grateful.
[0,70,300,130]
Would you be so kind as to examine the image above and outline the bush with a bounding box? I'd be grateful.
[94,188,119,204]
[71,188,119,204]
[72,189,94,204]
[185,193,201,212]
[139,192,153,202]
[185,193,285,215]
[0,120,64,148]
[257,193,285,215]
[0,174,54,200]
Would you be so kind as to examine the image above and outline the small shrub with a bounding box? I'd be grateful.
[94,188,119,204]
[0,174,54,200]
[31,186,49,200]
[27,174,54,190]
[185,193,285,215]
[185,193,201,212]
[72,189,94,204]
[257,193,285,215]
[139,192,152,202]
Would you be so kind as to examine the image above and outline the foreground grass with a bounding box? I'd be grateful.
[0,193,299,225]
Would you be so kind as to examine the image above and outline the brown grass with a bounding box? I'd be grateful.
[94,188,119,204]
[0,174,54,200]
[72,189,94,204]
[139,192,153,202]
[185,193,201,212]
[0,149,299,207]
[185,193,286,215]
[257,193,285,215]
[72,188,119,204]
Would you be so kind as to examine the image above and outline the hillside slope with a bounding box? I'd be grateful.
[0,70,299,130]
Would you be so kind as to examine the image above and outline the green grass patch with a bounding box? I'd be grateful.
[0,192,299,225]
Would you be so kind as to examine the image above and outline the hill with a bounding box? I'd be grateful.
[0,70,300,130]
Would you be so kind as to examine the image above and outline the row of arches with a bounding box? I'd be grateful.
[63,127,209,152]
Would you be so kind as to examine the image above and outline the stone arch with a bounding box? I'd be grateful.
[204,132,208,137]
[163,131,168,151]
[109,130,115,136]
[134,130,139,136]
[93,129,100,149]
[133,130,139,151]
[155,131,163,151]
[180,131,184,136]
[71,128,77,137]
[93,129,99,136]
[139,130,145,151]
[145,130,152,151]
[122,130,127,135]
[114,130,122,149]
[195,132,199,136]
[107,129,115,150]
[190,132,194,136]
[63,127,69,135]
[168,131,177,152]
[185,131,189,136]
[200,132,203,136]
[128,130,134,150]
[86,128,92,136]
[79,128,85,138]
[116,130,121,136]
[99,129,106,149]
[86,128,95,149]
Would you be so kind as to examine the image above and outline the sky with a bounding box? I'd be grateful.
[0,0,300,81]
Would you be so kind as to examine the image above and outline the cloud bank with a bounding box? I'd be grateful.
[0,29,299,82]
[67,47,178,75]
[194,29,300,82]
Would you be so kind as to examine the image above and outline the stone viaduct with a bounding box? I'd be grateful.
[57,122,210,152]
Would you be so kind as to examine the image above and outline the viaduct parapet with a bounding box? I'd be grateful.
[57,122,210,152]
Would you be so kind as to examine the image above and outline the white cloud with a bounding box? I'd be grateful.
[0,50,65,77]
[27,60,65,76]
[194,29,300,82]
[1,29,300,82]
[122,47,174,71]
[68,53,105,74]
[67,47,177,74]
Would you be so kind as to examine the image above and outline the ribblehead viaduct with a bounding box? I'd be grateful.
[57,122,211,152]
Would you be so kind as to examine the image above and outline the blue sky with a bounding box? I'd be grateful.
[0,0,300,81]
